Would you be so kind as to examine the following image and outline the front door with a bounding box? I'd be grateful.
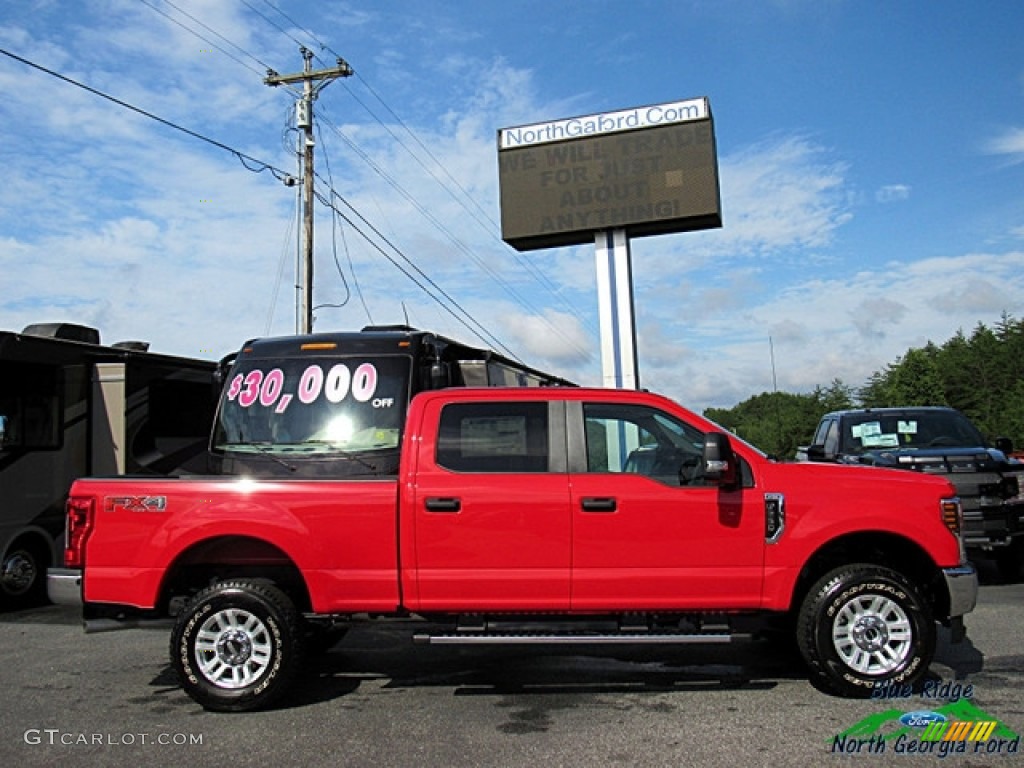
[570,401,764,611]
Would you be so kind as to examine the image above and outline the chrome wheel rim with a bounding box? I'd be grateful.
[832,593,912,675]
[194,608,273,688]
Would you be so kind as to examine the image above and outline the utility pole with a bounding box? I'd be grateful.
[265,47,353,334]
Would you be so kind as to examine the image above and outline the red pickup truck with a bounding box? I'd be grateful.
[49,386,978,712]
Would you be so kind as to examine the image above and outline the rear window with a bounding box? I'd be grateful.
[436,402,549,473]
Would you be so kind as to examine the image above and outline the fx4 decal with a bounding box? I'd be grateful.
[104,496,167,513]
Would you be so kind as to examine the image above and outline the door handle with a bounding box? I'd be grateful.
[581,497,617,512]
[425,497,461,513]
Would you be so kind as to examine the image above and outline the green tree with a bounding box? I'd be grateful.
[888,347,947,405]
[858,368,896,407]
[706,390,822,458]
[814,378,856,412]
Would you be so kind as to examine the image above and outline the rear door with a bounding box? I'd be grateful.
[568,400,764,611]
[407,397,572,611]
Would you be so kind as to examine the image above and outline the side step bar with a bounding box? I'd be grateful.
[414,632,735,646]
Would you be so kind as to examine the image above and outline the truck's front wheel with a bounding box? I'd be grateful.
[171,580,302,712]
[796,565,934,697]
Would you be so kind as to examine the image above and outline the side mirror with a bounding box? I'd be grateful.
[214,352,238,388]
[703,432,737,487]
[995,437,1014,456]
[429,362,451,389]
[805,444,828,461]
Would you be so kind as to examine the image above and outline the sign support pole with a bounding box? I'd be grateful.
[595,228,639,389]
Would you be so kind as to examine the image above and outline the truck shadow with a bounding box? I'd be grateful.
[973,557,1022,586]
[272,624,807,710]
[284,620,991,710]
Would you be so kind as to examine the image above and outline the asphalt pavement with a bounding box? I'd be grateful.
[0,571,1021,768]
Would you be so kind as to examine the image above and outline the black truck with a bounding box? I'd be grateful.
[798,406,1024,580]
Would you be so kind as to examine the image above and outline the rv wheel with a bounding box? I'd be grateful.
[0,542,48,610]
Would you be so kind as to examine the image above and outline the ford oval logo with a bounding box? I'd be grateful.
[899,711,947,728]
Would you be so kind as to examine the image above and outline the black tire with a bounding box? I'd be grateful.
[796,564,934,697]
[0,542,49,611]
[170,580,302,712]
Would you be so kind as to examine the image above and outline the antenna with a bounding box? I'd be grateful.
[769,336,778,393]
[770,336,783,458]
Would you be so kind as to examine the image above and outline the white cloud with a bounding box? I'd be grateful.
[645,250,1024,410]
[984,127,1024,162]
[716,135,852,251]
[875,184,911,203]
[490,306,593,370]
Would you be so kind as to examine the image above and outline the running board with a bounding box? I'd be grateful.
[414,632,735,646]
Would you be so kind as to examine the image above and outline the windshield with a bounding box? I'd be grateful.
[212,355,410,455]
[839,410,986,454]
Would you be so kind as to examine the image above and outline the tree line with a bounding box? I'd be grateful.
[704,313,1024,459]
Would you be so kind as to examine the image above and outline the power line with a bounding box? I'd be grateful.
[204,2,592,355]
[0,46,291,182]
[255,0,344,66]
[137,0,270,79]
[313,181,522,360]
[242,4,595,347]
[1,45,513,354]
[315,121,372,323]
[2,42,570,363]
[330,78,595,342]
[315,111,591,358]
[239,0,311,53]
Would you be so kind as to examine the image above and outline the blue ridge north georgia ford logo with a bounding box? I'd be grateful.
[832,696,1019,758]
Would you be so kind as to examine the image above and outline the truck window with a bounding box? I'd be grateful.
[583,403,706,486]
[436,402,549,473]
[841,410,986,454]
[813,417,839,456]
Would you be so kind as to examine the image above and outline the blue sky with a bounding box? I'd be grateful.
[2,1,1023,412]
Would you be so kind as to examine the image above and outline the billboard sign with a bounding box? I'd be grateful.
[498,97,721,251]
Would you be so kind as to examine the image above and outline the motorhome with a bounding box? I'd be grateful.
[0,323,216,609]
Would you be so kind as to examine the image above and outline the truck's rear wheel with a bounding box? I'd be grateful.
[796,565,934,697]
[171,580,302,712]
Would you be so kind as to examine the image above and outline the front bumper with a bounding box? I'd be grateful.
[47,568,83,607]
[942,563,978,617]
